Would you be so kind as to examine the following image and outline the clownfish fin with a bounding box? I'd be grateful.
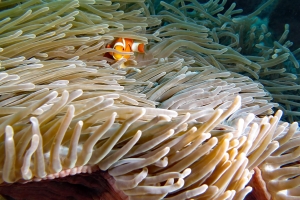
[113,45,124,60]
[131,41,145,53]
[124,38,133,48]
[124,42,132,53]
[124,38,133,43]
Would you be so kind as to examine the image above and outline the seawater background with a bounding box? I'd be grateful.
[153,0,300,122]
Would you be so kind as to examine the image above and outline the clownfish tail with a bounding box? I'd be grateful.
[138,43,144,53]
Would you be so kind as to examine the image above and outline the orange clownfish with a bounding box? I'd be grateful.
[106,38,145,61]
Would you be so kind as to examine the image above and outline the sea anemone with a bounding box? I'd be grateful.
[0,0,299,199]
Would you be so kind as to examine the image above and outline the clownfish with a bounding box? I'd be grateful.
[106,38,145,61]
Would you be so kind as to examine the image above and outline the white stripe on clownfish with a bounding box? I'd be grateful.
[114,38,126,49]
[131,41,145,53]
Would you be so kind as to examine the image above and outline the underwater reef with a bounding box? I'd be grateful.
[0,0,300,199]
